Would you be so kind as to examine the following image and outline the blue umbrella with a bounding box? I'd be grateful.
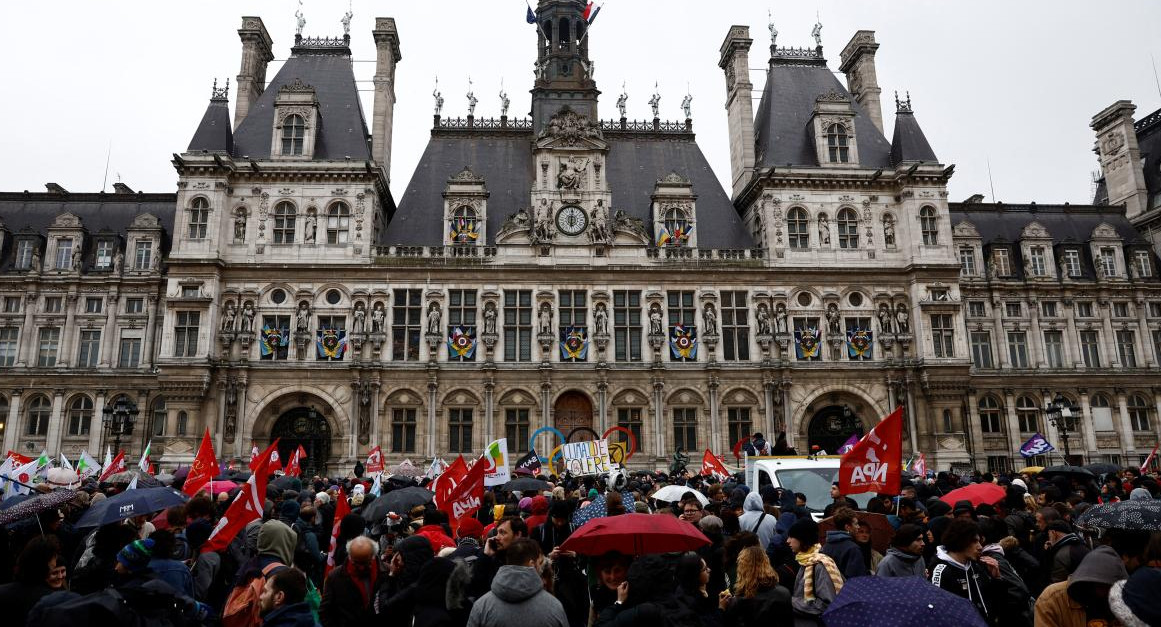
[76,487,189,528]
[822,575,988,627]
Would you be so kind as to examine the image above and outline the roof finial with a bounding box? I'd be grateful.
[895,90,912,113]
[649,82,661,119]
[811,12,822,48]
[433,76,444,116]
[211,77,230,101]
[768,9,778,51]
[466,77,478,117]
[295,0,306,37]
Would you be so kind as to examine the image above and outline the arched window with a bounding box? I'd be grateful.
[281,114,305,156]
[837,208,859,249]
[920,207,938,245]
[1016,396,1039,433]
[787,208,809,249]
[176,411,188,437]
[450,206,478,244]
[558,18,570,51]
[326,202,351,245]
[663,207,692,246]
[67,396,94,436]
[1090,393,1115,433]
[26,395,51,436]
[1091,394,1111,407]
[273,202,296,244]
[187,197,210,240]
[978,395,1002,434]
[151,397,166,437]
[1128,394,1152,431]
[826,123,850,163]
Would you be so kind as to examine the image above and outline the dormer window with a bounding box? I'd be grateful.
[1028,246,1047,276]
[661,206,693,247]
[787,208,809,249]
[281,114,305,156]
[827,124,850,163]
[836,208,858,248]
[1099,247,1117,276]
[187,197,209,239]
[959,247,976,276]
[327,202,351,244]
[449,205,479,244]
[1063,249,1081,277]
[55,237,74,270]
[1134,250,1153,278]
[273,202,296,244]
[95,240,114,269]
[14,240,35,270]
[134,240,152,270]
[920,207,938,245]
[993,249,1011,277]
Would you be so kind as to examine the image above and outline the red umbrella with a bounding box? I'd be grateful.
[939,483,1006,507]
[560,513,710,556]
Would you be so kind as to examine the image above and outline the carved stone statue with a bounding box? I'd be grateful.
[811,20,823,47]
[30,250,41,273]
[72,248,83,271]
[341,9,353,36]
[483,302,497,335]
[649,304,664,336]
[224,411,236,444]
[756,303,771,335]
[589,202,611,244]
[296,302,311,332]
[818,214,831,246]
[826,303,841,335]
[499,88,510,117]
[234,209,247,242]
[240,302,255,332]
[681,93,692,119]
[882,215,896,248]
[768,10,779,48]
[304,212,317,243]
[775,303,788,333]
[648,85,661,118]
[426,302,442,335]
[895,304,910,334]
[221,304,237,331]
[466,79,478,117]
[557,157,588,190]
[433,83,444,116]
[594,302,609,336]
[295,4,306,36]
[616,87,628,118]
[532,200,554,244]
[112,251,122,274]
[877,304,893,334]
[352,305,366,334]
[371,302,386,333]
[538,303,553,335]
[703,303,718,335]
[1058,256,1070,278]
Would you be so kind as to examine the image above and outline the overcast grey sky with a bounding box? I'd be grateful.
[1,1,1158,205]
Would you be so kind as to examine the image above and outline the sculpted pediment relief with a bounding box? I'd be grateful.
[535,108,607,150]
[1090,222,1121,241]
[952,220,980,238]
[1020,221,1050,240]
[50,213,83,229]
[130,213,162,229]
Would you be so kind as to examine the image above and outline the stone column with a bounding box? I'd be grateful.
[597,380,608,434]
[965,389,985,471]
[89,390,106,454]
[2,390,22,452]
[1100,302,1120,368]
[707,375,721,454]
[426,378,438,458]
[1115,388,1137,458]
[46,389,66,454]
[991,300,1010,369]
[1062,299,1082,368]
[1134,299,1154,367]
[904,379,920,454]
[1077,389,1098,460]
[143,295,159,368]
[763,379,776,437]
[136,391,149,458]
[58,294,78,367]
[483,380,495,445]
[652,377,665,458]
[370,379,382,452]
[1152,387,1161,454]
[15,292,36,366]
[1003,388,1021,456]
[1027,298,1046,368]
[98,294,119,368]
[781,384,794,449]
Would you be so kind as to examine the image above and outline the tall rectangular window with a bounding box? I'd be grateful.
[1004,302,1022,318]
[187,203,209,239]
[3,297,20,313]
[967,301,986,318]
[727,407,752,449]
[793,317,822,362]
[55,237,74,270]
[43,296,62,313]
[672,407,697,452]
[558,290,587,362]
[174,311,200,357]
[126,298,144,314]
[503,290,533,362]
[1076,301,1094,318]
[0,328,19,366]
[617,408,643,448]
[1041,301,1058,318]
[613,290,642,362]
[447,289,477,362]
[1150,302,1161,318]
[668,290,696,362]
[315,315,345,361]
[505,409,530,453]
[448,408,473,453]
[134,240,152,270]
[1100,247,1117,276]
[993,249,1011,276]
[95,240,114,270]
[721,291,749,361]
[1117,330,1138,367]
[1028,246,1046,276]
[1043,330,1064,368]
[959,247,976,276]
[259,315,290,361]
[1113,302,1130,318]
[969,331,993,369]
[392,289,422,361]
[77,330,101,368]
[391,408,416,453]
[1063,249,1081,277]
[931,314,955,358]
[1079,330,1101,367]
[1006,331,1028,368]
[37,328,61,367]
[84,297,103,314]
[118,335,142,368]
[14,240,34,270]
[1135,250,1153,278]
[326,204,350,245]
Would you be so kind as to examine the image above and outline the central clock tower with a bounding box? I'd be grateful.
[530,0,600,135]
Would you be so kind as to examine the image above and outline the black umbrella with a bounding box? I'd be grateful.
[1040,465,1094,479]
[502,477,550,493]
[360,486,433,521]
[76,487,189,528]
[1084,463,1121,477]
[271,475,303,491]
[0,490,82,526]
[1076,500,1161,532]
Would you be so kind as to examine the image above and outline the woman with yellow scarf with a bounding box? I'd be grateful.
[786,517,844,626]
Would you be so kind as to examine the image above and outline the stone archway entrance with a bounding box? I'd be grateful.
[807,405,864,456]
[271,407,331,477]
[554,391,596,442]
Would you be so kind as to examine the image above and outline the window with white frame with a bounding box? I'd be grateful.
[979,396,1002,433]
[931,314,955,358]
[662,207,692,247]
[826,124,850,163]
[1041,301,1058,318]
[837,208,859,248]
[281,114,305,156]
[1044,330,1064,368]
[1129,395,1152,431]
[1076,301,1094,318]
[970,331,993,368]
[0,328,19,366]
[327,202,351,245]
[1016,396,1039,432]
[993,249,1011,277]
[1091,394,1115,431]
[1029,246,1046,276]
[1100,247,1117,276]
[392,289,422,361]
[1063,249,1081,277]
[37,328,60,367]
[504,290,533,362]
[187,197,210,240]
[77,330,100,368]
[85,297,102,314]
[1079,330,1101,367]
[15,240,35,270]
[95,240,114,269]
[1113,302,1130,318]
[1004,302,1022,318]
[673,407,698,451]
[447,289,478,363]
[959,247,976,276]
[43,296,62,313]
[119,334,142,368]
[67,396,93,436]
[151,397,166,437]
[1007,331,1029,368]
[727,407,752,448]
[273,202,296,244]
[55,237,74,270]
[1134,250,1153,278]
[787,208,809,249]
[967,301,986,318]
[174,311,200,357]
[126,298,144,314]
[134,240,152,270]
[448,205,476,245]
[920,207,938,245]
[721,291,749,361]
[1116,330,1137,367]
[613,290,642,362]
[3,296,19,313]
[25,395,50,436]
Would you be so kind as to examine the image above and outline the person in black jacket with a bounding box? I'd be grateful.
[260,566,319,627]
[718,546,791,627]
[820,508,868,580]
[595,555,701,627]
[0,536,62,627]
[929,519,1004,624]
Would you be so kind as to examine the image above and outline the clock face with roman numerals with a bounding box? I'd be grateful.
[556,205,588,236]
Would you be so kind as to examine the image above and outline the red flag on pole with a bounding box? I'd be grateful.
[432,455,469,509]
[437,455,486,523]
[284,447,304,478]
[97,451,127,482]
[701,449,731,480]
[250,442,260,464]
[183,428,218,496]
[325,487,351,575]
[201,450,274,553]
[839,406,904,496]
[250,440,281,472]
[365,446,384,474]
[1141,442,1159,473]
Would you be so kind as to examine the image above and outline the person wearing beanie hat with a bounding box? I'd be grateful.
[1110,566,1161,627]
[518,496,533,512]
[786,516,843,623]
[1045,519,1090,586]
[875,524,927,578]
[1010,478,1028,492]
[115,538,155,575]
[525,495,550,531]
[1036,546,1128,626]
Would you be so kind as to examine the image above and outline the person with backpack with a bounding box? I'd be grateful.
[719,546,791,627]
[223,520,297,627]
[259,567,319,627]
[737,492,777,549]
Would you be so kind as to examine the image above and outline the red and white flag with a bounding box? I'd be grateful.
[365,446,384,474]
[283,445,306,478]
[98,451,127,482]
[325,487,351,575]
[202,449,274,554]
[437,455,486,526]
[701,449,731,480]
[183,429,218,497]
[839,406,904,496]
[433,455,469,509]
[250,442,260,464]
[137,440,153,474]
[1142,443,1159,473]
[250,440,281,472]
[912,452,927,477]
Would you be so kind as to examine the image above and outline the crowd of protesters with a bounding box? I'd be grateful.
[2,452,1161,626]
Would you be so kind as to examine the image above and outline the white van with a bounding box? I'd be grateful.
[744,456,875,520]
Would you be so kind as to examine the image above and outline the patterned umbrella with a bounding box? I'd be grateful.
[823,575,987,627]
[0,490,82,527]
[571,490,637,528]
[1076,500,1161,532]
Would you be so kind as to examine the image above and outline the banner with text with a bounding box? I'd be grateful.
[562,438,615,476]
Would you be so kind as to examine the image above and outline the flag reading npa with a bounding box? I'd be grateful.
[839,406,904,496]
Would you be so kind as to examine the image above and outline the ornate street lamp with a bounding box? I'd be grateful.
[1044,393,1077,464]
[103,396,139,455]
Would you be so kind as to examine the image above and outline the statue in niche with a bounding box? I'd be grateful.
[538,303,553,335]
[72,248,83,271]
[112,251,123,274]
[532,200,554,243]
[882,215,896,248]
[234,209,247,242]
[358,403,370,445]
[649,304,664,336]
[224,411,236,443]
[818,214,831,246]
[895,304,910,334]
[221,303,237,331]
[296,302,311,332]
[352,304,366,334]
[756,303,771,335]
[775,303,788,333]
[240,302,255,332]
[589,202,611,244]
[557,157,588,190]
[371,302,386,333]
[877,304,893,334]
[483,302,497,335]
[703,303,718,335]
[594,302,609,336]
[304,211,318,243]
[426,302,442,335]
[1058,256,1070,278]
[826,303,841,335]
[30,250,41,273]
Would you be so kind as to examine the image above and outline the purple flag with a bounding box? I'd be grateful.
[838,433,860,454]
[1019,433,1055,458]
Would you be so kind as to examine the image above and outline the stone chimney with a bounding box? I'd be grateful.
[113,182,135,194]
[45,183,68,195]
[839,30,884,135]
[1092,100,1149,220]
[719,26,756,200]
[234,16,274,130]
[371,18,402,183]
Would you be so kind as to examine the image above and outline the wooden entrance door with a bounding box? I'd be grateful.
[554,392,595,441]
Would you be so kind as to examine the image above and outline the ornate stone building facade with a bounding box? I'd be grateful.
[1,3,1158,475]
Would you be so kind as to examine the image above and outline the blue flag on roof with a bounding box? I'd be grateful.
[526,3,536,24]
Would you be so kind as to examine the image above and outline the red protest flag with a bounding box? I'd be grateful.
[325,487,351,575]
[297,445,307,459]
[437,455,486,523]
[98,451,127,482]
[5,451,33,465]
[183,428,218,496]
[250,439,281,472]
[839,406,904,496]
[432,455,469,509]
[284,447,302,478]
[202,450,273,554]
[701,449,730,480]
[365,445,384,474]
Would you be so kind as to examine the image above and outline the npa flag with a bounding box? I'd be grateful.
[365,446,384,474]
[433,455,469,509]
[250,440,281,472]
[438,455,487,522]
[701,450,731,480]
[183,428,218,497]
[483,438,510,487]
[98,451,127,482]
[283,445,307,478]
[839,406,904,496]
[1019,433,1055,458]
[137,441,152,474]
[325,487,351,575]
[837,433,860,454]
[514,449,542,477]
[202,452,273,554]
